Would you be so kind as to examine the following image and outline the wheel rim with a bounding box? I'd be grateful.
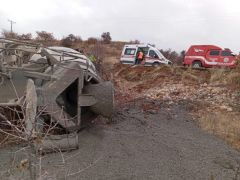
[153,63,159,67]
[193,63,200,68]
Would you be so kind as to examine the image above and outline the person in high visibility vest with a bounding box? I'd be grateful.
[135,50,144,64]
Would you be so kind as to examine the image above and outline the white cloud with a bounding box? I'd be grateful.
[0,0,240,52]
[0,0,92,21]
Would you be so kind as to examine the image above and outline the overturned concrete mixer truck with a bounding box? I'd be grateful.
[0,38,114,152]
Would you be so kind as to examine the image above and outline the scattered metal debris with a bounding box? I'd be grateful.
[0,38,114,152]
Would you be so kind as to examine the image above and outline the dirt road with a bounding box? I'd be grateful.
[1,99,240,180]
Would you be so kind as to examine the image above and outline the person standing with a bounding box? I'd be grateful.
[136,50,144,64]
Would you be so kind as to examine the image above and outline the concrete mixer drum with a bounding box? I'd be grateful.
[0,38,114,152]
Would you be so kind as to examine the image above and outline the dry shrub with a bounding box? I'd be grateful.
[209,65,240,89]
[111,41,126,50]
[104,45,121,59]
[87,37,98,45]
[209,69,227,85]
[235,57,240,71]
[227,72,240,88]
[60,34,82,48]
[171,66,186,75]
[123,69,144,81]
[199,111,240,150]
[35,31,55,42]
[181,68,210,85]
[109,49,122,59]
[101,32,111,44]
[153,65,173,74]
[181,70,201,84]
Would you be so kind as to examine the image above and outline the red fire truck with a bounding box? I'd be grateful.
[184,45,237,68]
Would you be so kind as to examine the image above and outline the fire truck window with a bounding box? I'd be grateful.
[149,50,159,58]
[221,51,232,56]
[124,48,136,55]
[209,50,220,56]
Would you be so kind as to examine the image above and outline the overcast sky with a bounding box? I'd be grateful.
[0,0,240,52]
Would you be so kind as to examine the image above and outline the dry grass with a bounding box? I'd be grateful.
[181,71,200,84]
[181,68,209,84]
[209,69,226,85]
[199,111,240,150]
[208,68,240,89]
[227,72,240,88]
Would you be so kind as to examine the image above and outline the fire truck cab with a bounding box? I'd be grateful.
[184,45,237,68]
[120,44,172,66]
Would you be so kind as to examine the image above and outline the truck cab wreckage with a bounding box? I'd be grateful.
[0,38,114,153]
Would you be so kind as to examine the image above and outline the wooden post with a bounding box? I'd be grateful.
[25,79,37,137]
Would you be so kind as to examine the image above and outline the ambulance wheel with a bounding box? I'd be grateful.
[192,61,202,68]
[153,62,160,67]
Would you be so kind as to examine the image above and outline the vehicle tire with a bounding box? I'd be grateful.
[152,62,160,67]
[192,61,202,68]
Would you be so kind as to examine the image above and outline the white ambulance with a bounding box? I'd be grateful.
[120,44,172,66]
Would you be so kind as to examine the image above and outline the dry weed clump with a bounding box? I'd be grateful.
[208,67,240,89]
[104,45,122,58]
[209,69,227,85]
[199,111,240,150]
[227,72,240,88]
[182,71,200,84]
[181,68,210,85]
[153,65,173,74]
[171,66,186,76]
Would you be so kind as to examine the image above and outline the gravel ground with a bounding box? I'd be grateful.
[0,100,240,180]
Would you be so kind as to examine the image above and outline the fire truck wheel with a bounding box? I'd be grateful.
[192,61,202,68]
[153,62,160,67]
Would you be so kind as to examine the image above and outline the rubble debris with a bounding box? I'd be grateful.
[0,38,114,152]
[35,133,79,154]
